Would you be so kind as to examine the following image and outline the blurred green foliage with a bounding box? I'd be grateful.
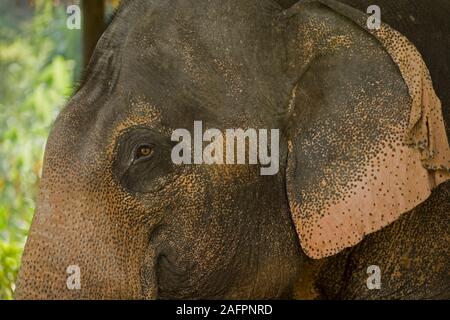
[0,0,80,299]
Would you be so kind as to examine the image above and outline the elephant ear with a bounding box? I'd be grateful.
[285,0,450,259]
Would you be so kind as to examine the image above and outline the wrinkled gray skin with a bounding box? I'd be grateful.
[15,0,450,299]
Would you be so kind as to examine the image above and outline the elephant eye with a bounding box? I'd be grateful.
[135,144,154,160]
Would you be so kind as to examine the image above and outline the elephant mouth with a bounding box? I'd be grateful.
[157,253,187,277]
[153,244,195,299]
[143,224,192,298]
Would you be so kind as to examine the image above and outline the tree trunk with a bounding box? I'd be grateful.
[82,0,106,68]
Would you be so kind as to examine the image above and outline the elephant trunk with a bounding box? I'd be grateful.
[15,186,157,299]
[14,132,158,299]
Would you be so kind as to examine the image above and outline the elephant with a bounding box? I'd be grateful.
[15,0,450,299]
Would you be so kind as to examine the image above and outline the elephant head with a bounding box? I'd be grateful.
[15,0,450,299]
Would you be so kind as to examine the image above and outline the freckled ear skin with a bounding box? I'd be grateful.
[283,0,450,259]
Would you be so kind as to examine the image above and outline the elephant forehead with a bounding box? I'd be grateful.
[114,0,285,122]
